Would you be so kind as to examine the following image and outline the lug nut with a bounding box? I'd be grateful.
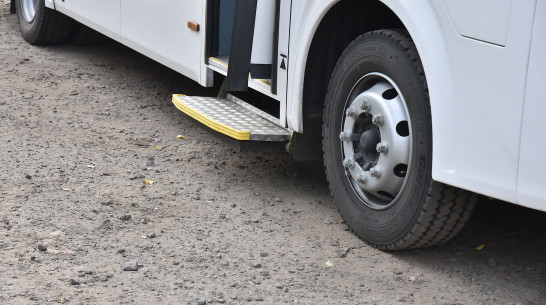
[346,107,357,118]
[370,166,381,178]
[372,115,383,126]
[356,173,367,184]
[339,131,351,142]
[360,100,370,112]
[343,158,355,169]
[376,142,388,153]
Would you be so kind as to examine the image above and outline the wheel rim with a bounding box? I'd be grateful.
[21,0,39,23]
[339,73,412,210]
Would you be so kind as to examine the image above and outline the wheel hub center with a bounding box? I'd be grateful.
[359,129,380,154]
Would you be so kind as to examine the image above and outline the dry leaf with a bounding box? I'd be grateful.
[155,145,163,150]
[87,164,96,168]
[177,135,186,139]
[144,179,154,185]
[475,244,485,251]
[325,260,334,267]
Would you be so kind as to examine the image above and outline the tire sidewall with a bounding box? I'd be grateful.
[16,0,46,43]
[324,32,433,247]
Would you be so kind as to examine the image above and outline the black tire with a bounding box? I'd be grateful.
[323,29,476,250]
[15,0,71,45]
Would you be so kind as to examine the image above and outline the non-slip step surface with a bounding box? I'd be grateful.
[172,94,291,142]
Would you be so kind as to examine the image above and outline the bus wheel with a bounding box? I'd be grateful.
[323,29,476,250]
[16,0,71,45]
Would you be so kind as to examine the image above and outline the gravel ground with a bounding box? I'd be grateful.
[1,2,545,304]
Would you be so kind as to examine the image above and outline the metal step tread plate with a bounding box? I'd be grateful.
[172,94,291,142]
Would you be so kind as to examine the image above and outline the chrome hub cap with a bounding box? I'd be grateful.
[21,0,39,23]
[340,73,412,210]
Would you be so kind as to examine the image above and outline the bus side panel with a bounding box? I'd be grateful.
[517,0,546,212]
[72,0,121,38]
[120,0,204,84]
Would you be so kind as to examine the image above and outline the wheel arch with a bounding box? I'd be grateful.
[289,0,457,179]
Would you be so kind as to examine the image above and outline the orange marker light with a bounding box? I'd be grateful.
[187,21,199,32]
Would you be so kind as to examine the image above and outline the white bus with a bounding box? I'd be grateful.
[12,0,546,250]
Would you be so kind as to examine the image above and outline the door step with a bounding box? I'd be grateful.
[172,94,291,146]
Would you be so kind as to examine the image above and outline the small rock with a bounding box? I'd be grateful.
[25,174,32,179]
[196,297,206,305]
[24,95,34,99]
[274,198,281,202]
[123,260,139,271]
[230,294,238,300]
[217,298,226,304]
[117,249,126,254]
[255,297,264,301]
[29,296,40,301]
[261,270,269,276]
[230,203,236,208]
[37,245,47,252]
[147,233,156,239]
[260,252,268,257]
[69,278,81,286]
[119,215,132,221]
[101,200,114,206]
[252,262,262,268]
[275,283,284,289]
[336,247,350,258]
[98,275,108,282]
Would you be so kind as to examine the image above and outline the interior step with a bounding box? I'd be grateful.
[208,57,273,95]
[172,94,291,144]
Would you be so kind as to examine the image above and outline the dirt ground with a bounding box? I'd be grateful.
[1,2,545,304]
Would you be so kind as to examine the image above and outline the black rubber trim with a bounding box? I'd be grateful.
[250,64,272,79]
[205,0,220,64]
[226,0,258,92]
[10,0,16,14]
[270,0,281,95]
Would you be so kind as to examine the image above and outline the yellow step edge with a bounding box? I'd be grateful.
[172,94,251,141]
